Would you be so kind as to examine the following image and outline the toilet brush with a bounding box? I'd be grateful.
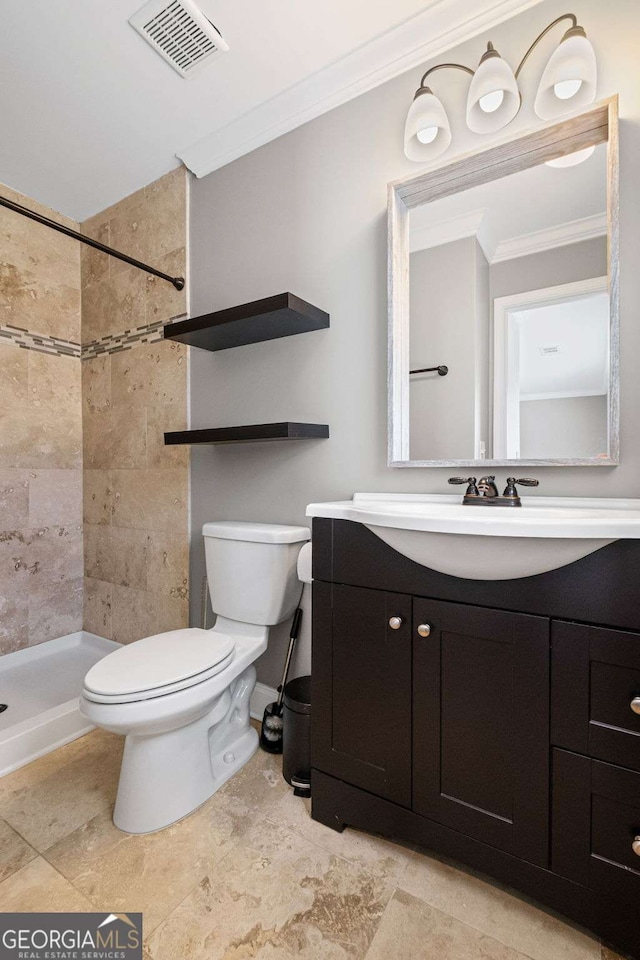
[260,605,303,754]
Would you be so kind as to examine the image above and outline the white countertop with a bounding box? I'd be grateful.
[306,492,640,539]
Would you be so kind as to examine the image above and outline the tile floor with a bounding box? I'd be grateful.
[0,727,626,960]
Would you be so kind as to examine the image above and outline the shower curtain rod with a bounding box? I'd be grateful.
[0,194,185,290]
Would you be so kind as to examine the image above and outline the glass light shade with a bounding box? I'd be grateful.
[466,52,520,134]
[404,89,451,161]
[534,33,597,120]
[545,145,596,168]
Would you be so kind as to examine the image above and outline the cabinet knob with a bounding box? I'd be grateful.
[388,616,403,630]
[631,697,640,715]
[417,623,431,638]
[632,837,640,857]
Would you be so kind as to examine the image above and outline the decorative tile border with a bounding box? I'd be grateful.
[0,323,81,357]
[0,314,188,360]
[81,313,188,360]
[83,318,163,360]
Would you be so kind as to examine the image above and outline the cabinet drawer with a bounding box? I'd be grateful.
[552,750,640,904]
[551,621,640,772]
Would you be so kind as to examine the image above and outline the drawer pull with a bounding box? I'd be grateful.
[631,697,640,715]
[389,616,403,630]
[417,624,431,638]
[633,837,640,857]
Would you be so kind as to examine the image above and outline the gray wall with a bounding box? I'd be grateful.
[490,236,607,301]
[189,0,640,687]
[409,239,477,461]
[520,394,608,459]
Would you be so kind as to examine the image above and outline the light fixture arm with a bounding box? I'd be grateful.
[417,14,583,90]
[515,13,578,79]
[419,62,475,89]
[405,12,595,161]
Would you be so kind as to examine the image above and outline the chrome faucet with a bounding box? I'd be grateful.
[448,475,539,506]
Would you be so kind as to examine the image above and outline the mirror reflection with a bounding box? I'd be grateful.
[408,142,609,463]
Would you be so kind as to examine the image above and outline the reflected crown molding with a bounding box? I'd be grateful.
[492,211,607,263]
[409,208,496,262]
[410,209,606,265]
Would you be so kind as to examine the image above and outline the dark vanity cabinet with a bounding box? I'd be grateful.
[311,519,640,959]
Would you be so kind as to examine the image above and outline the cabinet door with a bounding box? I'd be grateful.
[312,582,412,806]
[413,598,550,866]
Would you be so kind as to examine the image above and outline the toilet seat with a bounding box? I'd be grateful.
[82,628,236,704]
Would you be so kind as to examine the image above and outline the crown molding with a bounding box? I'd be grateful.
[492,212,607,263]
[177,0,544,178]
[410,208,498,262]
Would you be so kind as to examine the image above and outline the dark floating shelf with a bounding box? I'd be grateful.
[164,292,330,352]
[165,422,330,446]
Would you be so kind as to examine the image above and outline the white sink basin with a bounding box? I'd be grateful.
[306,493,640,580]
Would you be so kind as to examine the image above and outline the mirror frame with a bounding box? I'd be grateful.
[388,96,619,468]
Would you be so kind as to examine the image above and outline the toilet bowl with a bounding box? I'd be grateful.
[80,521,310,834]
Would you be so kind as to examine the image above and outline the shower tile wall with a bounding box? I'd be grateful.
[0,185,83,655]
[80,168,190,644]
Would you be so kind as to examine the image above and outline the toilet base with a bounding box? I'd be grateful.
[113,665,258,834]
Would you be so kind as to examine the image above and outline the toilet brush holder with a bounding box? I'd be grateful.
[259,606,303,753]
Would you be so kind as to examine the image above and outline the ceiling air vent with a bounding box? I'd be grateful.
[129,0,229,78]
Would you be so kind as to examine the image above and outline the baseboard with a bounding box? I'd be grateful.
[250,682,277,721]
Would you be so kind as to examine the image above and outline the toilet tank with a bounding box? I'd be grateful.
[202,521,311,626]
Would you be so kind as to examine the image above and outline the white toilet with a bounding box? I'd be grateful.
[80,520,310,834]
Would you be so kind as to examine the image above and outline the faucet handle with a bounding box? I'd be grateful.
[503,477,540,497]
[449,477,479,497]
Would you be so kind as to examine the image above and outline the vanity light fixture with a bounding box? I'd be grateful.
[404,13,597,162]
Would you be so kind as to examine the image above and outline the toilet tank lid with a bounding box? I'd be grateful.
[202,520,311,544]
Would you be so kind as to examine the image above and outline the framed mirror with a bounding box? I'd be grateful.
[388,97,618,467]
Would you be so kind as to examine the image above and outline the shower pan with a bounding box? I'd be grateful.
[0,631,119,776]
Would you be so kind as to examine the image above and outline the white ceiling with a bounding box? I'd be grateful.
[0,0,540,221]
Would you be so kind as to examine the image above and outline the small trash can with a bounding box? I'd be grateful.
[282,675,311,798]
